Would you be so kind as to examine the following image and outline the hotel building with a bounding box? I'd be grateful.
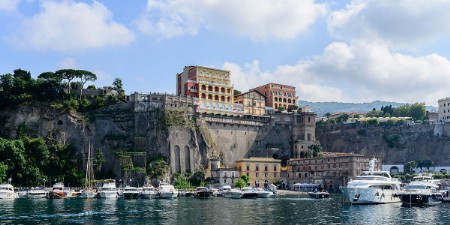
[235,157,281,188]
[176,66,238,115]
[234,90,266,116]
[286,153,380,192]
[438,97,450,122]
[251,83,298,110]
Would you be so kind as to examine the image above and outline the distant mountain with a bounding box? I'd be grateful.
[298,100,438,116]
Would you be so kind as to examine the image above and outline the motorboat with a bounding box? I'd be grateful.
[98,179,119,199]
[340,158,402,204]
[254,188,274,198]
[141,185,158,199]
[308,191,330,199]
[195,187,213,199]
[397,175,443,206]
[240,187,258,199]
[217,185,232,197]
[27,187,48,199]
[222,188,243,199]
[158,183,178,199]
[123,186,141,199]
[47,182,67,199]
[0,184,18,199]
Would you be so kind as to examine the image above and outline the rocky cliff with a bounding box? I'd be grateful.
[316,122,450,165]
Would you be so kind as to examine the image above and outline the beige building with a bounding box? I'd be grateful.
[438,97,450,122]
[176,66,238,115]
[234,90,266,116]
[251,83,298,110]
[236,157,281,188]
[286,153,380,192]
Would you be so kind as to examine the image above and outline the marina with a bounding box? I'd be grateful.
[2,194,450,224]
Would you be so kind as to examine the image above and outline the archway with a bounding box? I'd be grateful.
[184,146,191,173]
[174,145,181,173]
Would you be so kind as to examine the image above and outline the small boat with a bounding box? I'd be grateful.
[123,186,141,199]
[0,184,18,199]
[397,175,443,206]
[217,185,232,197]
[98,179,119,199]
[27,187,48,199]
[141,185,158,199]
[308,191,330,199]
[195,187,213,199]
[441,190,450,202]
[158,183,178,199]
[47,182,67,199]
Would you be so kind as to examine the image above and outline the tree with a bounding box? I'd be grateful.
[77,70,97,100]
[235,178,246,188]
[409,103,426,121]
[325,112,331,118]
[0,162,7,183]
[55,69,78,94]
[308,144,323,157]
[240,175,250,185]
[112,78,125,102]
[147,158,169,180]
[233,89,241,96]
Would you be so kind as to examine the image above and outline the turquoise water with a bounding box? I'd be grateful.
[1,195,450,224]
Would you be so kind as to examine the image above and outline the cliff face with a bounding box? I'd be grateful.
[316,123,450,165]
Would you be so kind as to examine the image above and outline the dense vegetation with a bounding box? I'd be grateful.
[365,103,427,121]
[0,68,126,186]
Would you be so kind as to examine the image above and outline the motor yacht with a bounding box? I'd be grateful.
[340,159,402,204]
[195,187,213,199]
[0,184,18,199]
[27,187,48,199]
[123,186,140,199]
[397,175,443,206]
[98,179,119,199]
[141,185,158,199]
[158,183,178,199]
[47,182,66,199]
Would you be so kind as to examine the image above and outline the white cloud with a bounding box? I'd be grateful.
[328,0,450,49]
[135,0,327,41]
[0,0,20,12]
[224,41,450,106]
[58,57,77,69]
[8,0,135,51]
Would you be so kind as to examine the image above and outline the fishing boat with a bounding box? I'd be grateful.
[340,158,402,204]
[81,143,97,199]
[0,183,18,199]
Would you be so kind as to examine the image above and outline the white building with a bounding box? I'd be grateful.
[382,165,404,174]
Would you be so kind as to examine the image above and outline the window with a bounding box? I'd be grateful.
[256,173,259,177]
[274,173,277,178]
[265,173,268,178]
[274,166,277,171]
[264,165,268,171]
[246,165,250,171]
[256,165,259,171]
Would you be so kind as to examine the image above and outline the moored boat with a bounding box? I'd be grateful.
[339,158,402,204]
[48,182,67,199]
[27,187,48,199]
[158,183,178,199]
[195,187,213,199]
[223,188,243,199]
[141,185,157,199]
[0,184,18,199]
[397,175,443,206]
[308,191,330,199]
[240,187,258,199]
[81,142,97,199]
[98,179,119,199]
[123,186,140,199]
[254,188,274,198]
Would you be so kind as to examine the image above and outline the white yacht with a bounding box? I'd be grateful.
[141,185,158,199]
[254,188,274,198]
[222,188,243,199]
[158,183,178,199]
[27,187,48,199]
[340,158,402,204]
[397,175,443,206]
[0,184,18,199]
[122,186,140,199]
[98,179,119,199]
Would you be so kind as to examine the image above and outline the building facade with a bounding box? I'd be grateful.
[235,157,281,188]
[176,66,238,115]
[286,153,380,192]
[234,90,266,116]
[251,83,298,110]
[438,97,450,122]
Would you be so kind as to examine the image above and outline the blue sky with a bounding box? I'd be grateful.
[1,0,450,106]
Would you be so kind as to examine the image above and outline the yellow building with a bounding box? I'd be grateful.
[236,157,281,188]
[234,90,266,116]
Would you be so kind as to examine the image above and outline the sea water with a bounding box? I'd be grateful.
[1,195,450,224]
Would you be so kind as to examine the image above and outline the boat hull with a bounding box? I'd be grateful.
[399,193,443,206]
[0,191,18,199]
[340,187,400,204]
[99,191,118,199]
[141,193,157,199]
[123,192,140,199]
[308,192,330,199]
[158,192,178,199]
[196,191,213,199]
[81,190,97,199]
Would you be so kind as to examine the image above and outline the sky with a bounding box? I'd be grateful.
[1,0,450,106]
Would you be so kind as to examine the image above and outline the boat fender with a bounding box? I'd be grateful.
[382,193,385,198]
